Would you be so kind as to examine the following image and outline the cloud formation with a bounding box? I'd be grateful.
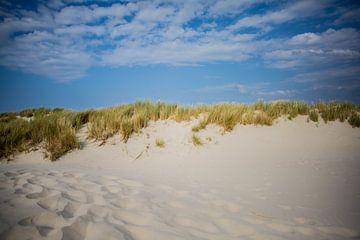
[0,0,359,83]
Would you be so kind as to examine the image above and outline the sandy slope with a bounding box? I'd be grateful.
[0,116,360,240]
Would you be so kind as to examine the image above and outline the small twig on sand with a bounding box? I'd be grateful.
[133,150,144,162]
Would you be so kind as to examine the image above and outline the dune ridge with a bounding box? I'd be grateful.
[0,116,359,239]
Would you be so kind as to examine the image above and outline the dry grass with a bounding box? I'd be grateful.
[192,133,202,146]
[1,101,359,160]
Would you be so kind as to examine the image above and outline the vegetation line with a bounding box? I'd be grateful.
[1,101,359,160]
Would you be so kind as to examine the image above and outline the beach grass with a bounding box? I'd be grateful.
[155,138,165,148]
[1,101,359,160]
[0,110,89,160]
[192,133,202,146]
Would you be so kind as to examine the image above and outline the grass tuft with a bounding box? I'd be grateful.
[348,112,360,127]
[192,133,202,146]
[155,138,165,148]
[309,109,319,122]
[192,120,207,132]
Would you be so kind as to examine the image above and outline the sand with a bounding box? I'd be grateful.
[1,116,360,239]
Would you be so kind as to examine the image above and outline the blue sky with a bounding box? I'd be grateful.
[0,0,359,111]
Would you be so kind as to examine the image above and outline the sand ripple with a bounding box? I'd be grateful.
[0,168,359,240]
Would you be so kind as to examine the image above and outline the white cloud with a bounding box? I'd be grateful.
[102,39,252,66]
[55,25,105,36]
[0,31,92,81]
[0,0,359,83]
[55,6,95,25]
[256,89,295,97]
[288,32,321,45]
[289,66,360,83]
[208,0,266,16]
[193,83,248,93]
[230,0,330,31]
[264,28,360,68]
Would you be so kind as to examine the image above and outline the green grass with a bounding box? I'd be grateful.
[1,101,359,160]
[192,133,202,146]
[309,109,319,122]
[0,110,88,160]
[0,112,17,123]
[155,138,165,148]
[348,112,360,127]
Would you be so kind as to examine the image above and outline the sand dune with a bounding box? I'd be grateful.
[0,117,360,239]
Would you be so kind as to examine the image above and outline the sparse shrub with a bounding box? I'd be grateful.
[192,133,202,146]
[155,138,165,148]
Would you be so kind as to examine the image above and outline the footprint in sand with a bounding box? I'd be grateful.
[0,225,43,240]
[112,209,161,228]
[125,225,183,240]
[111,196,150,211]
[62,216,131,240]
[0,181,11,190]
[26,187,56,199]
[13,178,28,188]
[3,172,18,177]
[21,183,42,194]
[214,217,255,237]
[60,201,82,218]
[37,194,65,211]
[89,193,107,205]
[33,176,58,187]
[88,205,109,218]
[61,189,89,203]
[18,212,67,237]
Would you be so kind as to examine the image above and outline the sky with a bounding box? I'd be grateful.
[0,0,359,111]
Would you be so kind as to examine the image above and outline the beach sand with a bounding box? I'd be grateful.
[1,116,360,239]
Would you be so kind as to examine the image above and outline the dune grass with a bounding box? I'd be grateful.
[0,112,17,123]
[155,138,165,148]
[308,109,319,122]
[1,101,359,160]
[192,133,202,146]
[0,110,90,160]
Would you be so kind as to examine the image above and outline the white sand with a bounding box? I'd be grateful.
[1,116,360,239]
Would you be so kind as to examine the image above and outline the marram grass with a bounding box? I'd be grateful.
[1,101,359,160]
[192,133,202,146]
[155,138,165,148]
